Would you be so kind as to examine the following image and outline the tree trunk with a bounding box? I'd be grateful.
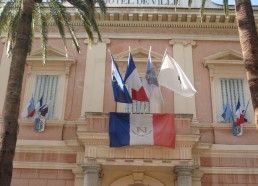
[235,0,258,126]
[0,0,34,185]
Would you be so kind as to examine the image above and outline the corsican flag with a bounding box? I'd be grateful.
[142,47,163,104]
[109,112,175,148]
[158,52,196,97]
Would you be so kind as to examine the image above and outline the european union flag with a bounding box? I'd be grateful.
[111,55,133,103]
[221,101,232,122]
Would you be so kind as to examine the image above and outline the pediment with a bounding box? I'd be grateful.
[203,49,243,67]
[27,45,75,61]
[114,47,163,63]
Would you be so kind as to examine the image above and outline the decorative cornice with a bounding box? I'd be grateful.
[84,158,192,168]
[97,21,238,29]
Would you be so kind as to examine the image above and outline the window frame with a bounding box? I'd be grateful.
[204,49,254,124]
[23,46,75,120]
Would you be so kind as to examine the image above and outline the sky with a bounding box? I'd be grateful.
[212,0,258,6]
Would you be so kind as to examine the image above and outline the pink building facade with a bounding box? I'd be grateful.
[0,0,258,185]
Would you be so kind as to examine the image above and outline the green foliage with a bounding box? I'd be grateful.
[0,0,106,63]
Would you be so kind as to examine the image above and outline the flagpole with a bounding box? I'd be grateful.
[243,98,250,116]
[157,48,168,77]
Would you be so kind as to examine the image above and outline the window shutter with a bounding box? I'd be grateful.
[220,78,246,121]
[34,75,59,119]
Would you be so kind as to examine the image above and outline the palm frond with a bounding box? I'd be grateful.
[6,1,22,57]
[0,2,17,36]
[48,0,68,56]
[174,0,179,11]
[68,0,97,44]
[0,0,21,35]
[200,0,207,23]
[84,0,95,10]
[188,0,192,8]
[37,4,48,64]
[223,0,229,17]
[95,0,107,13]
[50,0,80,53]
[28,6,36,55]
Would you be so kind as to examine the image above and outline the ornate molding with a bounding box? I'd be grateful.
[174,165,195,176]
[169,39,196,46]
[82,163,102,174]
[110,172,165,186]
[84,38,111,45]
[72,166,84,178]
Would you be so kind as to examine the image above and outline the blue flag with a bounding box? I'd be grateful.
[221,101,232,122]
[111,55,133,103]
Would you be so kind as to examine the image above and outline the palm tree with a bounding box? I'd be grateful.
[0,0,106,185]
[188,0,258,125]
[234,0,258,127]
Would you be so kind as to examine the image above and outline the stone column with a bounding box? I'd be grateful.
[82,163,102,186]
[169,40,198,123]
[174,165,195,186]
[80,39,110,119]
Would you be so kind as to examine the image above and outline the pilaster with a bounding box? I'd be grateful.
[174,165,195,186]
[82,163,102,186]
[80,39,111,118]
[169,39,197,123]
[72,166,84,186]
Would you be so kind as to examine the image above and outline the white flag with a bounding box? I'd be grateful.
[158,53,196,97]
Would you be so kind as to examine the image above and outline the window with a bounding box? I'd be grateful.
[22,46,75,120]
[34,75,59,119]
[219,78,248,122]
[204,49,254,124]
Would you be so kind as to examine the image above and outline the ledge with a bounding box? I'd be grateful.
[85,112,193,119]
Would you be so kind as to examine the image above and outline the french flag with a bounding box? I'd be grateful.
[109,113,175,148]
[235,99,245,126]
[124,51,149,102]
[21,97,35,118]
